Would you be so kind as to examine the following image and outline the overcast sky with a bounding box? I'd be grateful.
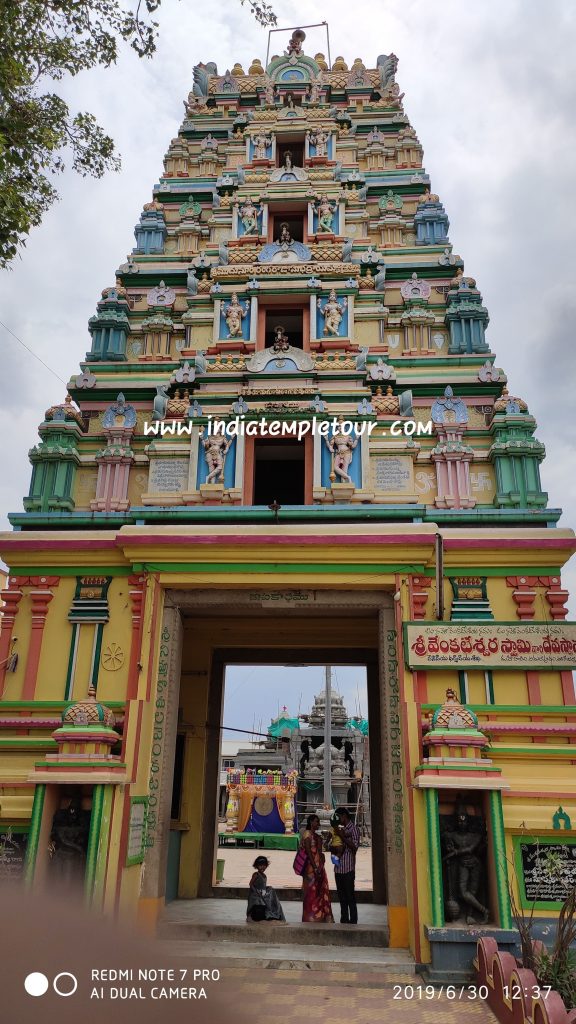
[223,664,367,740]
[1,0,575,617]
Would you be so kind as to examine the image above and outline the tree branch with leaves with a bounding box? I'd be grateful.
[0,0,276,267]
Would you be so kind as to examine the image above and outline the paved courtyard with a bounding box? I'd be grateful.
[203,968,498,1023]
[215,845,373,889]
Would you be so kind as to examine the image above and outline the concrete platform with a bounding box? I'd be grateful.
[156,938,415,974]
[157,900,415,975]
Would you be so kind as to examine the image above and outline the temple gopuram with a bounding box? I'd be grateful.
[1,30,576,978]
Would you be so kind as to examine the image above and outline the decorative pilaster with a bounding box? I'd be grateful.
[0,581,23,690]
[425,788,444,926]
[505,576,538,619]
[127,574,146,699]
[22,589,55,699]
[91,393,136,512]
[23,783,46,886]
[431,387,475,509]
[409,576,432,619]
[488,790,512,929]
[544,577,570,620]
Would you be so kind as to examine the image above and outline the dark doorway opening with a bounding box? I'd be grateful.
[253,439,305,505]
[271,213,304,243]
[264,307,304,349]
[277,140,304,168]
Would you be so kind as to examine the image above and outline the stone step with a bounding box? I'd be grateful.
[158,919,389,947]
[157,939,415,975]
[212,885,374,902]
[160,899,389,948]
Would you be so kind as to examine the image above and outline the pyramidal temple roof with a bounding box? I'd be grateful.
[14,31,554,528]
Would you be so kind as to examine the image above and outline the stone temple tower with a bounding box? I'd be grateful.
[1,31,575,976]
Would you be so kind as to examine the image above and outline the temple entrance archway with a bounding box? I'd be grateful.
[142,589,405,924]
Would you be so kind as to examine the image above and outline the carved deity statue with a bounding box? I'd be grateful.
[318,288,347,336]
[286,28,305,56]
[238,197,260,235]
[49,796,91,886]
[441,806,489,924]
[223,292,248,338]
[306,741,348,776]
[201,431,233,484]
[307,70,325,104]
[262,75,276,105]
[315,195,336,233]
[276,222,292,246]
[272,325,290,352]
[270,151,308,183]
[309,127,329,158]
[325,424,358,484]
[252,131,272,160]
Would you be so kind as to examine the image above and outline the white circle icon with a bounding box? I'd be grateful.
[24,973,49,997]
[53,972,78,997]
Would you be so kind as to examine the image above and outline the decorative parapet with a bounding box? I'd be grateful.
[474,937,576,1024]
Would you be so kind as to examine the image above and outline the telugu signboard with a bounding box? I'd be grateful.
[514,838,576,909]
[403,622,576,670]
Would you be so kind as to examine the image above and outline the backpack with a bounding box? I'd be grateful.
[293,846,307,876]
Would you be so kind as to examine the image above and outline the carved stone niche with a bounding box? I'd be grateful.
[439,798,489,925]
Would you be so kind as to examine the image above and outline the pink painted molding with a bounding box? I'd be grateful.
[474,936,576,1024]
[422,719,576,737]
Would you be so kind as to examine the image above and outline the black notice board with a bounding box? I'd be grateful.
[520,841,576,904]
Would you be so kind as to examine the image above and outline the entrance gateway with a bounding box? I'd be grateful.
[2,31,576,984]
[141,589,400,918]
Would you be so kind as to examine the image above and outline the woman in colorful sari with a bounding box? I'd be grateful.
[301,814,334,923]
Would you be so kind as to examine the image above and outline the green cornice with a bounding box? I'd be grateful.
[8,504,563,531]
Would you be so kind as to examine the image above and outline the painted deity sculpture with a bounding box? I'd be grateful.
[272,325,290,352]
[252,132,272,160]
[325,424,358,484]
[201,431,233,484]
[223,292,248,338]
[270,151,309,183]
[238,197,260,235]
[318,288,347,336]
[315,195,336,233]
[307,70,325,104]
[309,127,329,158]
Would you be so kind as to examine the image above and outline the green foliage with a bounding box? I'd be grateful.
[536,947,576,1010]
[507,838,576,1008]
[535,886,576,1010]
[0,0,276,268]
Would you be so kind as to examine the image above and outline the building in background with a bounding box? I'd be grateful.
[1,30,575,976]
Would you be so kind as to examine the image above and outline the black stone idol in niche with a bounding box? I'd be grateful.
[440,803,489,924]
[49,795,91,885]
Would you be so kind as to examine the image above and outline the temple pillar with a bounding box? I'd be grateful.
[138,602,183,924]
[378,608,408,946]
